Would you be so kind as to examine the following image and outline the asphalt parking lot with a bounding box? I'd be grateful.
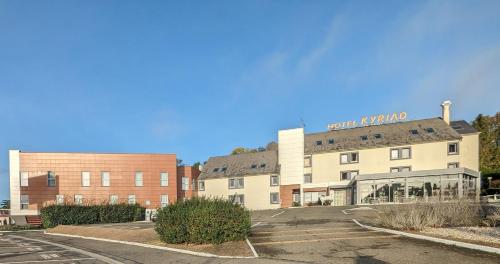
[0,231,111,263]
[249,206,500,264]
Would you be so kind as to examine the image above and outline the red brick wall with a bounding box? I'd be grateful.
[280,184,300,208]
[176,166,200,200]
[19,152,177,210]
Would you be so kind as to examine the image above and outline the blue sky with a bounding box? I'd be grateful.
[1,0,499,201]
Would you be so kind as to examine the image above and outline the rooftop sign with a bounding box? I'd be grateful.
[328,112,408,130]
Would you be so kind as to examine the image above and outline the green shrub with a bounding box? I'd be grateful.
[154,197,251,244]
[40,204,145,228]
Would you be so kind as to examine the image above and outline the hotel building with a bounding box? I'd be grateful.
[198,101,481,210]
[9,152,199,220]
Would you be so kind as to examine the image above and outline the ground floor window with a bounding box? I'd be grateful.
[20,195,29,210]
[56,195,64,205]
[270,193,279,204]
[358,174,475,204]
[110,195,118,204]
[128,195,136,205]
[229,194,244,205]
[160,194,169,207]
[304,191,326,204]
[74,194,83,205]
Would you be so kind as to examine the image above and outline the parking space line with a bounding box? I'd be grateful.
[270,211,285,218]
[1,258,95,264]
[251,230,379,239]
[8,235,123,264]
[252,234,400,245]
[252,227,362,234]
[251,222,262,228]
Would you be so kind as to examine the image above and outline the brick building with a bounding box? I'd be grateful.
[8,151,199,218]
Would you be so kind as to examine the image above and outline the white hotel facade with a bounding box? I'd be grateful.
[198,101,480,210]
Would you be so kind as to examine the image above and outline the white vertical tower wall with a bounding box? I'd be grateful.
[9,150,21,215]
[278,128,305,185]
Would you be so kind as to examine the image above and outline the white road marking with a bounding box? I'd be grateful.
[1,258,95,264]
[251,230,378,239]
[341,209,350,215]
[252,234,400,245]
[253,227,361,234]
[270,210,285,218]
[8,235,123,264]
[251,222,262,228]
[245,238,259,258]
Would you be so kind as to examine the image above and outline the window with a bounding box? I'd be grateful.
[304,173,312,183]
[101,171,110,187]
[340,152,358,164]
[82,171,90,187]
[390,147,411,160]
[221,167,227,172]
[128,195,136,205]
[74,195,83,205]
[160,195,169,207]
[160,172,168,186]
[229,194,244,205]
[360,135,368,141]
[20,172,29,187]
[304,156,312,167]
[48,171,56,187]
[260,163,266,168]
[316,140,323,146]
[448,162,459,168]
[448,142,459,155]
[56,195,64,205]
[270,193,279,204]
[425,128,435,133]
[20,195,29,210]
[213,168,219,172]
[135,172,143,187]
[110,195,118,205]
[228,178,244,189]
[328,139,335,144]
[251,164,257,169]
[270,175,279,186]
[181,177,189,191]
[374,133,382,139]
[390,166,411,173]
[304,192,326,203]
[340,170,358,180]
[410,129,419,135]
[198,180,205,191]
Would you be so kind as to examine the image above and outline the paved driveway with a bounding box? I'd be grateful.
[249,206,500,263]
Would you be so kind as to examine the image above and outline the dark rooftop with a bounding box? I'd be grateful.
[200,150,278,179]
[305,118,463,153]
[450,120,478,135]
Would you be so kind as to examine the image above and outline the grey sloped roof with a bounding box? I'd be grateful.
[200,150,278,179]
[305,118,462,153]
[450,120,477,134]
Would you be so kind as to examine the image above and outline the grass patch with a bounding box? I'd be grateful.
[375,200,500,231]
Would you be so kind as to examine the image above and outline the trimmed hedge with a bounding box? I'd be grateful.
[40,204,145,228]
[154,197,251,244]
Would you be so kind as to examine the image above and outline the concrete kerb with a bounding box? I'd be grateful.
[352,219,500,255]
[44,231,256,259]
[0,229,45,233]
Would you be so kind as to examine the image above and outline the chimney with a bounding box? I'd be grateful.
[441,100,452,125]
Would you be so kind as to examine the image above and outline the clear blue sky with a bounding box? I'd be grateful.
[1,0,499,201]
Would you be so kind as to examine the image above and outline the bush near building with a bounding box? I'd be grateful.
[375,200,500,230]
[40,204,145,228]
[154,197,251,244]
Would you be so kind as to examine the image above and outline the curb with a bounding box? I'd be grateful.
[0,229,45,233]
[44,231,256,259]
[352,219,500,255]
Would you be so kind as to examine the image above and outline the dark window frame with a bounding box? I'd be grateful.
[448,142,459,155]
[340,152,359,164]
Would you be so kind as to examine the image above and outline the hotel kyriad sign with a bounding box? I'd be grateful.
[328,112,408,130]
